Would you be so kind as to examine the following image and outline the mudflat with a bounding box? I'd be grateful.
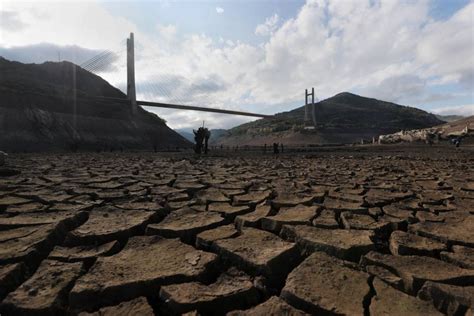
[0,145,473,315]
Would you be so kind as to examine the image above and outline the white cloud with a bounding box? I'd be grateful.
[157,24,177,41]
[216,7,224,14]
[416,2,474,88]
[255,14,279,36]
[431,104,474,117]
[0,10,27,31]
[0,1,137,49]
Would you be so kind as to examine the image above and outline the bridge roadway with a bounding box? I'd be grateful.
[1,86,271,118]
[85,95,272,118]
[136,100,272,118]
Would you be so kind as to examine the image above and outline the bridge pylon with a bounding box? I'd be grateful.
[305,87,316,129]
[126,32,137,114]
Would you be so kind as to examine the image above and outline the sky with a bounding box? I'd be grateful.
[0,0,473,130]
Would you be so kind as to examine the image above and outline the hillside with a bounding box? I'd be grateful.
[0,57,191,151]
[213,92,445,145]
[435,114,465,122]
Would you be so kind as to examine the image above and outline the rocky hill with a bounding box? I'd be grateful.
[435,114,465,122]
[213,92,445,145]
[0,57,191,152]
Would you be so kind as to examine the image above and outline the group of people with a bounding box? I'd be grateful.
[263,143,284,154]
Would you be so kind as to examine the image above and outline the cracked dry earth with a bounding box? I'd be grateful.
[0,148,473,315]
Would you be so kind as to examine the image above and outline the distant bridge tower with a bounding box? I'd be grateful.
[126,32,137,113]
[305,87,316,129]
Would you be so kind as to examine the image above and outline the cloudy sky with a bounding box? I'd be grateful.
[1,0,473,129]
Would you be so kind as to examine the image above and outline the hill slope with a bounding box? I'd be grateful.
[214,92,444,145]
[0,57,191,151]
[435,114,465,122]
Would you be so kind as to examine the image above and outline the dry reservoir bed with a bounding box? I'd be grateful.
[0,147,473,315]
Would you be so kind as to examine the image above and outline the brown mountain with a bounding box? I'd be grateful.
[0,57,191,152]
[214,92,445,145]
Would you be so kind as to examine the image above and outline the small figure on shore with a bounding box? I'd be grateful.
[452,137,462,148]
[273,143,279,154]
[264,143,267,153]
[280,143,284,153]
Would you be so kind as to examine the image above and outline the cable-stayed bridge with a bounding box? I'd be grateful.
[78,33,273,119]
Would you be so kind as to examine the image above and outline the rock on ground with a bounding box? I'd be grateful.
[409,216,474,247]
[0,210,87,229]
[159,268,258,314]
[261,205,318,233]
[146,207,225,243]
[312,209,339,228]
[213,227,298,283]
[370,278,442,316]
[195,224,239,250]
[0,263,25,300]
[417,281,474,316]
[441,245,474,269]
[280,225,374,261]
[234,204,272,229]
[48,240,120,262]
[69,236,218,312]
[361,251,474,294]
[0,260,83,315]
[78,297,154,316]
[389,230,447,256]
[208,203,252,220]
[227,296,308,315]
[65,206,157,245]
[280,251,371,315]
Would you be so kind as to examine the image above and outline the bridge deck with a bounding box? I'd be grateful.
[137,100,272,118]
